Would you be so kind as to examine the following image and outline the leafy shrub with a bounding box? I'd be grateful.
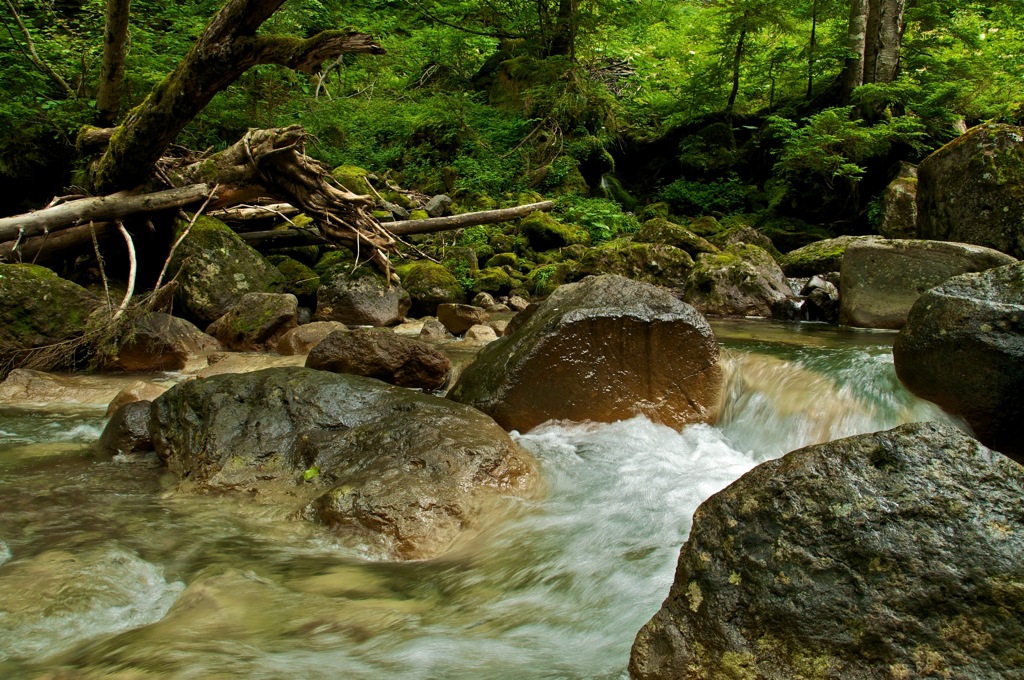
[556,196,640,245]
[658,176,754,216]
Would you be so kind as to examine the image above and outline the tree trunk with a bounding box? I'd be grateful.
[96,0,131,126]
[548,0,578,58]
[866,0,905,84]
[842,0,869,104]
[388,201,555,236]
[807,0,818,98]
[88,0,384,194]
[726,20,748,118]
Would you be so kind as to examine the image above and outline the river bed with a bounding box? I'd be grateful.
[0,320,952,678]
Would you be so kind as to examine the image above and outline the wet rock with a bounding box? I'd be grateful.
[778,235,863,277]
[918,123,1024,258]
[437,303,489,335]
[106,380,168,416]
[113,312,220,371]
[306,329,451,390]
[206,293,298,351]
[634,218,718,259]
[578,240,693,289]
[0,263,99,372]
[397,261,465,317]
[419,318,454,341]
[630,422,1024,680]
[839,238,1015,329]
[276,321,349,355]
[507,294,530,312]
[448,274,722,432]
[149,367,537,560]
[878,162,919,239]
[680,244,792,317]
[894,261,1024,461]
[487,319,509,336]
[314,267,411,327]
[0,369,139,408]
[98,401,153,455]
[167,215,286,326]
[800,275,840,324]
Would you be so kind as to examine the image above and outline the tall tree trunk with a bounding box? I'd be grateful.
[807,0,818,98]
[842,0,869,104]
[96,0,131,126]
[548,0,577,58]
[726,20,748,118]
[88,0,384,195]
[866,0,905,84]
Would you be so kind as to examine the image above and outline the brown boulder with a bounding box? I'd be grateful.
[306,329,451,390]
[437,303,489,335]
[97,401,153,456]
[276,321,349,355]
[448,275,722,431]
[113,312,220,371]
[206,293,299,351]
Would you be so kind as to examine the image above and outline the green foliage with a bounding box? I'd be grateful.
[555,196,639,245]
[659,175,755,216]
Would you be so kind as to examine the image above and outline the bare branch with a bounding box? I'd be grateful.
[1,0,76,98]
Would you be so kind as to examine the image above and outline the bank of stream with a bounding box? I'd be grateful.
[0,320,953,678]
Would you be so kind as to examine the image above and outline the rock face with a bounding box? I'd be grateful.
[877,162,918,239]
[630,422,1024,680]
[893,262,1024,461]
[918,123,1024,258]
[276,321,349,355]
[681,244,792,317]
[0,263,99,371]
[113,312,220,371]
[306,329,451,390]
[149,367,537,560]
[839,238,1016,329]
[168,216,286,326]
[314,267,411,327]
[205,292,298,351]
[448,275,722,432]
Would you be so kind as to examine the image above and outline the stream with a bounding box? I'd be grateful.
[0,320,953,679]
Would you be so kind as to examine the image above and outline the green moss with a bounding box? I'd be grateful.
[314,250,356,279]
[472,267,517,295]
[578,240,694,287]
[485,252,520,269]
[688,215,725,237]
[410,209,430,221]
[778,236,861,277]
[526,263,575,297]
[635,218,720,257]
[398,260,465,316]
[520,210,590,251]
[268,256,320,298]
[331,165,373,195]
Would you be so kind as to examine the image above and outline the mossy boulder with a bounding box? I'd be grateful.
[526,263,577,297]
[635,218,719,258]
[313,250,356,279]
[314,267,411,327]
[709,225,783,260]
[631,421,1024,679]
[686,215,724,237]
[485,252,520,269]
[409,209,430,221]
[0,263,100,371]
[330,165,373,196]
[471,267,518,296]
[918,123,1024,258]
[168,215,286,326]
[520,211,590,251]
[206,292,299,352]
[779,235,865,277]
[878,162,919,239]
[268,256,320,300]
[396,261,465,317]
[681,244,792,317]
[578,240,694,288]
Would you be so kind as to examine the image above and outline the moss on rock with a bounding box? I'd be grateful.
[635,218,720,258]
[520,211,590,251]
[268,256,321,299]
[397,261,466,316]
[779,236,864,277]
[578,239,694,288]
[330,165,374,196]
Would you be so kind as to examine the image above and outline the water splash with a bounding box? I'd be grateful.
[0,540,10,566]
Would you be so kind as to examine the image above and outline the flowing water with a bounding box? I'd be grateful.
[0,320,954,679]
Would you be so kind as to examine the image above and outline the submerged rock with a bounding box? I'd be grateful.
[680,243,792,317]
[448,274,722,432]
[894,261,1024,462]
[839,237,1015,329]
[149,367,536,560]
[630,422,1024,679]
[306,329,451,390]
[112,312,220,371]
[917,123,1024,258]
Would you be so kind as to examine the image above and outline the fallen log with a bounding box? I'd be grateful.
[207,202,300,224]
[0,184,215,242]
[388,201,555,236]
[0,221,118,263]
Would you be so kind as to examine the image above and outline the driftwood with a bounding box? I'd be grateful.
[207,202,300,224]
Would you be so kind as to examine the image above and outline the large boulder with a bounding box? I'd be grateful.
[630,422,1024,680]
[839,238,1016,329]
[314,267,411,327]
[397,261,465,317]
[633,218,719,259]
[778,235,863,277]
[167,215,286,326]
[448,275,722,432]
[276,321,349,355]
[437,303,489,336]
[918,123,1024,258]
[205,292,298,351]
[877,161,919,239]
[519,210,589,251]
[112,312,220,371]
[0,263,99,371]
[894,262,1024,461]
[149,367,537,560]
[578,240,694,289]
[306,329,451,390]
[680,244,792,317]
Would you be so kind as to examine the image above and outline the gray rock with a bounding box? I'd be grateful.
[778,235,864,277]
[437,303,489,336]
[379,200,410,220]
[276,321,349,355]
[97,401,153,456]
[918,123,1024,258]
[419,318,454,341]
[894,261,1024,462]
[448,275,722,432]
[800,275,840,324]
[878,162,919,239]
[839,237,1016,329]
[113,312,220,371]
[149,367,537,560]
[306,329,451,390]
[314,267,411,327]
[167,215,286,325]
[425,194,452,217]
[681,243,792,317]
[472,291,497,308]
[206,293,298,351]
[631,421,1024,680]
